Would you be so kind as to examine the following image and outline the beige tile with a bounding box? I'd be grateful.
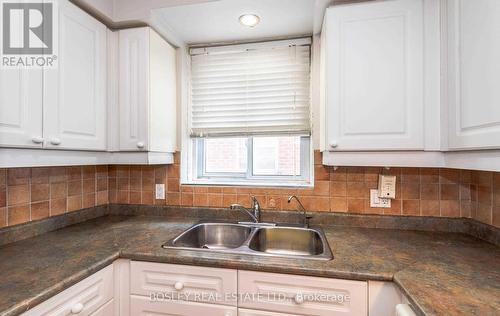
[67,195,82,211]
[181,193,193,206]
[50,182,67,199]
[31,167,50,184]
[440,184,459,200]
[50,198,66,216]
[330,182,347,197]
[441,200,460,217]
[346,167,364,182]
[440,169,460,184]
[49,167,67,183]
[421,200,440,216]
[314,165,330,181]
[83,193,96,208]
[420,168,440,184]
[66,166,82,181]
[420,183,439,200]
[347,182,366,198]
[401,168,420,183]
[31,183,49,202]
[67,180,82,197]
[0,187,5,208]
[7,168,30,185]
[8,204,30,225]
[330,197,347,212]
[97,191,108,205]
[402,200,420,216]
[129,192,141,204]
[7,184,29,206]
[82,178,96,194]
[0,207,6,227]
[402,183,420,200]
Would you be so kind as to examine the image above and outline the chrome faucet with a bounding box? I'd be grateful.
[230,196,261,223]
[287,195,312,228]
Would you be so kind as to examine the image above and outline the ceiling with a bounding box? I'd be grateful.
[152,0,329,45]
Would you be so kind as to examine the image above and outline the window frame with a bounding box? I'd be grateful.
[192,136,312,187]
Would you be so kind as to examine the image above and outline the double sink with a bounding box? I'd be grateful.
[162,222,333,261]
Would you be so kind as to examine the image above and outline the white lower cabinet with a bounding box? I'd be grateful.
[22,265,114,316]
[25,261,406,316]
[130,295,237,316]
[238,270,367,316]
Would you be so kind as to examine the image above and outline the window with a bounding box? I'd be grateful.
[188,38,312,186]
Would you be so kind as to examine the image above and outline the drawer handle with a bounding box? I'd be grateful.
[32,136,44,144]
[136,142,145,149]
[294,294,304,305]
[174,281,184,291]
[71,302,84,314]
[329,141,338,149]
[50,138,61,145]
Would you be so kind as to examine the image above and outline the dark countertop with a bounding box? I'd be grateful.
[0,215,499,316]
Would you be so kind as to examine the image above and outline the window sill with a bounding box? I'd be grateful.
[182,179,313,188]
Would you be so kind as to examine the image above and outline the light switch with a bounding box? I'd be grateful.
[378,175,396,199]
[155,184,165,199]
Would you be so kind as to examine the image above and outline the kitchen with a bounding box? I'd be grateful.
[0,0,499,315]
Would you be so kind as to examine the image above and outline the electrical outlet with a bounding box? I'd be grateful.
[155,184,165,200]
[370,189,391,208]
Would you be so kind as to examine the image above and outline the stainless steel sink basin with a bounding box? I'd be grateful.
[162,222,333,261]
[167,223,252,250]
[248,227,324,256]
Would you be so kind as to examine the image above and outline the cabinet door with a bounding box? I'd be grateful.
[44,0,107,150]
[22,265,113,316]
[149,29,177,152]
[0,68,43,148]
[238,270,367,316]
[446,0,500,149]
[324,0,424,151]
[118,27,150,151]
[130,295,237,316]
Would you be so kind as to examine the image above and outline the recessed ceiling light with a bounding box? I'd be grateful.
[239,14,260,27]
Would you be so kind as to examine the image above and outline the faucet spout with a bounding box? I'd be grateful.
[287,195,311,228]
[229,196,261,223]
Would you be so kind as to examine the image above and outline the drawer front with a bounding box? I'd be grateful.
[239,308,300,316]
[238,271,367,316]
[130,261,237,306]
[22,265,113,316]
[89,299,114,316]
[131,295,237,316]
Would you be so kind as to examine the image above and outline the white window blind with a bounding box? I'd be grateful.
[189,38,311,137]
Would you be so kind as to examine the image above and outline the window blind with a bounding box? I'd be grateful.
[189,38,311,137]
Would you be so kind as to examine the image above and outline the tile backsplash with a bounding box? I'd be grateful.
[0,166,109,227]
[1,151,499,229]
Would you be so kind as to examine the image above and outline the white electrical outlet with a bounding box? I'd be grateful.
[155,184,165,199]
[370,189,391,208]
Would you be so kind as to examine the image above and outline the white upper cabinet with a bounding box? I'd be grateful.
[44,0,107,150]
[321,0,424,151]
[446,0,500,150]
[118,27,177,152]
[0,68,43,148]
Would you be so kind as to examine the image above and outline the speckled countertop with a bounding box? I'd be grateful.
[0,215,499,316]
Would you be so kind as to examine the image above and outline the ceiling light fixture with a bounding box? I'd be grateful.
[239,14,260,27]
